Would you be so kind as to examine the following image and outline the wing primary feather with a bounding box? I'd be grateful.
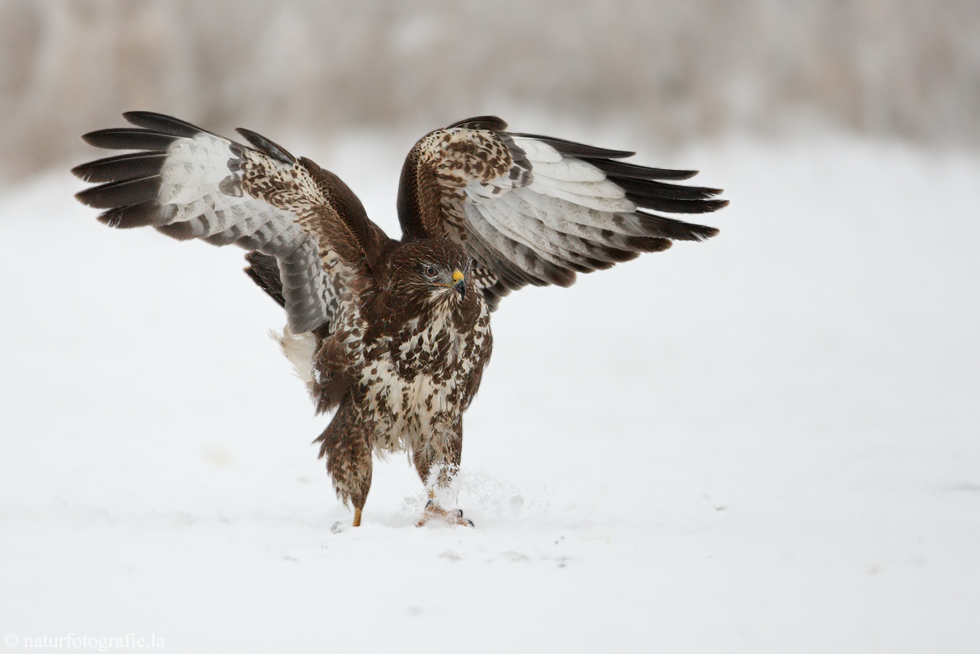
[71,152,167,183]
[75,176,162,209]
[626,194,729,214]
[81,128,178,151]
[587,158,699,181]
[634,212,720,241]
[122,111,205,138]
[509,133,635,159]
[614,176,723,201]
[235,128,296,164]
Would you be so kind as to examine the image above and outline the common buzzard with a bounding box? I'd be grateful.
[72,113,727,527]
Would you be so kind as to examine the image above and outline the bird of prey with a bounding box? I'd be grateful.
[72,112,727,527]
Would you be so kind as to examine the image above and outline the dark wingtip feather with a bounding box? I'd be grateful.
[70,163,90,181]
[627,194,729,215]
[448,116,509,131]
[629,213,721,242]
[589,158,699,181]
[542,262,577,288]
[626,236,674,252]
[244,252,286,308]
[82,128,178,151]
[616,176,724,202]
[95,202,176,229]
[235,128,296,164]
[75,176,161,209]
[513,133,635,159]
[71,152,167,183]
[123,111,204,138]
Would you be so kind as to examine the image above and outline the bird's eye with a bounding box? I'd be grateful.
[424,266,437,277]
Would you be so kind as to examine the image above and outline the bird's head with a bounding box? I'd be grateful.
[385,239,472,308]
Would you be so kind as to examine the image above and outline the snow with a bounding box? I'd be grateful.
[1,133,979,652]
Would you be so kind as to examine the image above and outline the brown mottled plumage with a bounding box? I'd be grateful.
[72,112,726,527]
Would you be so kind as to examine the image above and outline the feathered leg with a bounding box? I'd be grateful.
[413,421,473,527]
[316,398,372,526]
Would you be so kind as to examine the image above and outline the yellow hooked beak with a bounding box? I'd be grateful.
[450,269,465,298]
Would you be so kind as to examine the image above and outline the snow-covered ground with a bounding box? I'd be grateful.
[1,132,978,652]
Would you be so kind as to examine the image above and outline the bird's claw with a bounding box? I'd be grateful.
[416,499,474,527]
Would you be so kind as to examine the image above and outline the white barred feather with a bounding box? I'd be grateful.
[511,188,644,235]
[511,137,562,163]
[529,158,608,183]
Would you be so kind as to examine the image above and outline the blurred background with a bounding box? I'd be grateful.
[3,2,980,650]
[2,0,980,183]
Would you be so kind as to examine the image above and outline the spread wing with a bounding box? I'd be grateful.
[396,116,727,309]
[73,112,393,334]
